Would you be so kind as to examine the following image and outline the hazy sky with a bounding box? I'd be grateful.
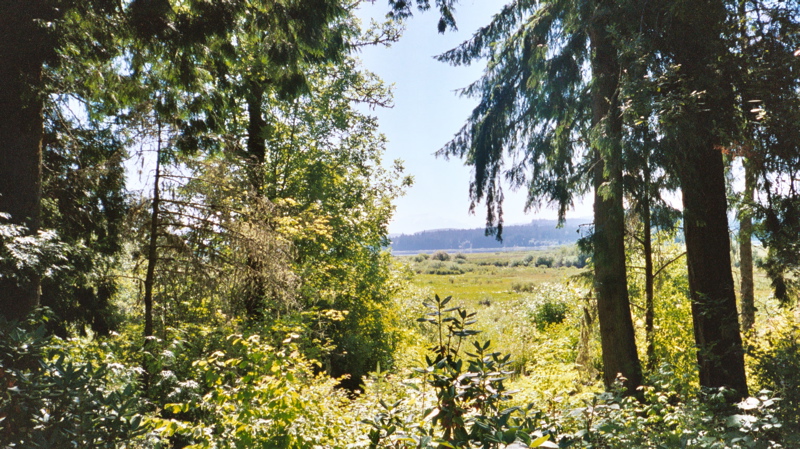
[355,1,591,235]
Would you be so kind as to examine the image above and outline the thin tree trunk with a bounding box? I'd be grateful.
[590,2,643,395]
[0,3,49,321]
[143,122,163,339]
[739,158,756,332]
[736,0,756,333]
[643,174,656,372]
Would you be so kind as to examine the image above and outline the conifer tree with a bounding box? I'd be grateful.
[437,0,643,393]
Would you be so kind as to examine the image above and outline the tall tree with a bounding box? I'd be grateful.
[437,0,643,393]
[0,0,124,322]
[0,2,51,321]
[728,0,800,310]
[588,0,642,392]
[644,0,748,398]
[39,107,127,335]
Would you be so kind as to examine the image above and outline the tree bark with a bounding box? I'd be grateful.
[680,144,748,399]
[0,2,51,321]
[739,158,756,332]
[246,80,267,196]
[666,0,748,401]
[590,3,643,394]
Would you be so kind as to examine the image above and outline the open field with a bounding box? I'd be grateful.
[394,247,588,308]
[395,244,776,309]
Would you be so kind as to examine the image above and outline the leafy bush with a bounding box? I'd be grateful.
[454,253,467,260]
[535,255,554,268]
[551,377,786,448]
[524,285,572,330]
[533,300,569,331]
[414,253,430,262]
[152,326,359,448]
[751,322,800,442]
[364,294,556,449]
[0,312,148,448]
[512,281,537,293]
[431,251,451,261]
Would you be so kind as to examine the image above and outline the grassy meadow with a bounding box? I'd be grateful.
[391,243,784,405]
[396,248,588,306]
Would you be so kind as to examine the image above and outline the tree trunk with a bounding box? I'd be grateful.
[143,124,163,339]
[739,158,756,332]
[246,81,267,196]
[589,3,643,395]
[667,0,748,401]
[0,3,50,321]
[735,0,756,333]
[243,80,267,318]
[680,144,748,399]
[643,181,656,372]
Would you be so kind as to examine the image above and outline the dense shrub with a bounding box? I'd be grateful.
[752,322,800,442]
[535,255,554,268]
[551,377,786,448]
[413,253,430,262]
[533,300,568,330]
[512,281,538,293]
[431,250,451,261]
[0,313,147,448]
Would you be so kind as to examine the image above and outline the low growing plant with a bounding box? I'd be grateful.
[365,294,556,449]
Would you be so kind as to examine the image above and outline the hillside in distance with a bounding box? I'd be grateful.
[389,218,590,253]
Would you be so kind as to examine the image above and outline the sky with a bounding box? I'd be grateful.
[354,1,591,235]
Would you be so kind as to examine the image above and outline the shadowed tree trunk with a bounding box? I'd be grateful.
[642,174,656,372]
[680,142,748,399]
[648,0,749,402]
[0,2,52,321]
[590,1,643,395]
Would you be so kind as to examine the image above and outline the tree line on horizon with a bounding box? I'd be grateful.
[390,219,586,252]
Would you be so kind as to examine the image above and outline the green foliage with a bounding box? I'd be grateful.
[436,0,591,234]
[152,326,354,448]
[0,219,66,287]
[751,321,800,442]
[625,232,695,385]
[531,300,568,331]
[40,108,128,335]
[365,294,554,449]
[0,312,147,448]
[551,377,785,449]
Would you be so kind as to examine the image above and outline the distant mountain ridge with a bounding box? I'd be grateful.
[389,218,590,252]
